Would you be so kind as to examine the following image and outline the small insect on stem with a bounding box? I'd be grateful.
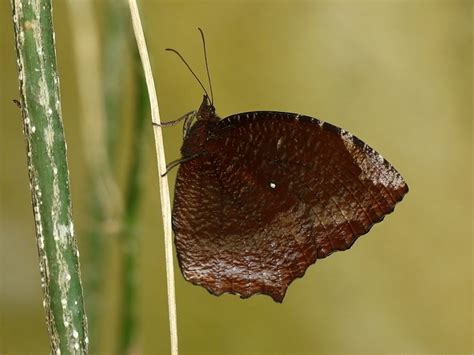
[13,99,22,109]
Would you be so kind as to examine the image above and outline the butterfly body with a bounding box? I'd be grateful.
[171,95,408,302]
[180,96,219,157]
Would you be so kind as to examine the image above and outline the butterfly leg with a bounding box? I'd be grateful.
[161,153,202,177]
[183,113,197,138]
[152,110,197,127]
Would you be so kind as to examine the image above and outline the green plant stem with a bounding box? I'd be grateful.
[118,46,149,355]
[11,0,89,353]
[71,0,128,347]
[104,0,128,165]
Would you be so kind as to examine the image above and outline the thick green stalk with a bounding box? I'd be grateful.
[118,44,149,355]
[11,0,88,353]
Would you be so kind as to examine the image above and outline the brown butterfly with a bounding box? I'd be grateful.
[158,29,408,302]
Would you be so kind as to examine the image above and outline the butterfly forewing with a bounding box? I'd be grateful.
[172,111,408,302]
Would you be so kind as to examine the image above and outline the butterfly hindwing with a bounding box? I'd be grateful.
[172,111,408,302]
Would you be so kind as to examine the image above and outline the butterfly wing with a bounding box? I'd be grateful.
[172,111,408,302]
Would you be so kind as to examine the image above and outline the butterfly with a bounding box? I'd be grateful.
[159,29,408,303]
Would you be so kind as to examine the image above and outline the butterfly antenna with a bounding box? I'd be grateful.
[197,27,214,105]
[165,48,211,100]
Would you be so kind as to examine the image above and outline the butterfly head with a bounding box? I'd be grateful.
[197,94,219,122]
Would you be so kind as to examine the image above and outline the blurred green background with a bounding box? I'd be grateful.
[0,0,472,354]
